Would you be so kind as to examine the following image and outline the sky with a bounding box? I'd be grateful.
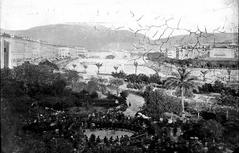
[0,0,238,35]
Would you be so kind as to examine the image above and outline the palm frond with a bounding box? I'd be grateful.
[186,76,198,82]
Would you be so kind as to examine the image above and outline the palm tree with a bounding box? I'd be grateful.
[95,63,103,74]
[81,63,88,73]
[72,64,77,69]
[134,60,138,74]
[200,70,209,82]
[113,65,119,73]
[226,68,231,83]
[109,78,124,96]
[165,66,198,116]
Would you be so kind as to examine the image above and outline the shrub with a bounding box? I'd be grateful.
[200,119,224,142]
[217,91,239,112]
[86,80,99,95]
[149,74,162,85]
[137,74,149,83]
[39,60,59,70]
[105,55,115,59]
[126,74,139,83]
[90,91,98,99]
[111,71,127,79]
[198,83,214,93]
[142,90,182,120]
[174,88,194,98]
[120,90,129,99]
[126,83,144,90]
[109,78,124,95]
[213,80,225,93]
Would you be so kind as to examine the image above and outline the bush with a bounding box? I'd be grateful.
[217,91,239,112]
[105,55,115,59]
[213,80,225,93]
[86,80,99,95]
[126,82,144,90]
[174,88,194,98]
[112,72,163,86]
[149,74,162,85]
[137,74,149,83]
[90,91,98,99]
[197,83,214,93]
[126,74,139,83]
[141,89,182,120]
[111,71,127,79]
[120,90,129,99]
[197,81,234,94]
[200,119,224,142]
[39,60,59,70]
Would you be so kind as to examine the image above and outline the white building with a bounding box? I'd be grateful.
[209,47,235,58]
[58,47,71,57]
[1,33,59,68]
[58,46,88,58]
[166,50,177,59]
[73,47,88,57]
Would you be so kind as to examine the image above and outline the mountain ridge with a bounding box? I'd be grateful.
[1,23,238,51]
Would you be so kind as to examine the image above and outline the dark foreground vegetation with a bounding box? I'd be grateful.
[1,62,239,153]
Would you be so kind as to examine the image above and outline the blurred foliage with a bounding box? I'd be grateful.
[141,89,182,120]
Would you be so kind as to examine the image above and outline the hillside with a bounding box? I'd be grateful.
[1,23,238,51]
[2,24,145,50]
[163,33,238,49]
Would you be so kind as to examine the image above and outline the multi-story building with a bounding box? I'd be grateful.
[58,46,88,58]
[208,47,236,59]
[174,44,211,59]
[58,47,71,58]
[73,47,88,57]
[1,33,58,68]
[0,32,89,68]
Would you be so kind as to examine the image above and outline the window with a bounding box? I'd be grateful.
[4,48,7,52]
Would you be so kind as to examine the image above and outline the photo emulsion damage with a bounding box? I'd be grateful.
[0,0,238,152]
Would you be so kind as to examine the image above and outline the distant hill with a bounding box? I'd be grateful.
[1,24,146,50]
[1,23,238,51]
[161,33,238,49]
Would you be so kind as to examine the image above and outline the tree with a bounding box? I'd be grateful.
[39,60,59,70]
[72,64,77,69]
[86,80,99,95]
[227,68,231,83]
[109,78,124,96]
[165,66,198,115]
[95,77,108,94]
[200,70,209,82]
[113,65,119,73]
[201,120,224,142]
[95,63,103,74]
[105,55,115,59]
[142,89,182,120]
[64,70,80,87]
[133,60,138,74]
[81,62,88,73]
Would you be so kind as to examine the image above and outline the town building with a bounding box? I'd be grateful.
[58,46,88,58]
[74,47,88,57]
[173,44,211,59]
[1,33,60,68]
[58,47,71,58]
[1,33,87,68]
[208,47,236,59]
